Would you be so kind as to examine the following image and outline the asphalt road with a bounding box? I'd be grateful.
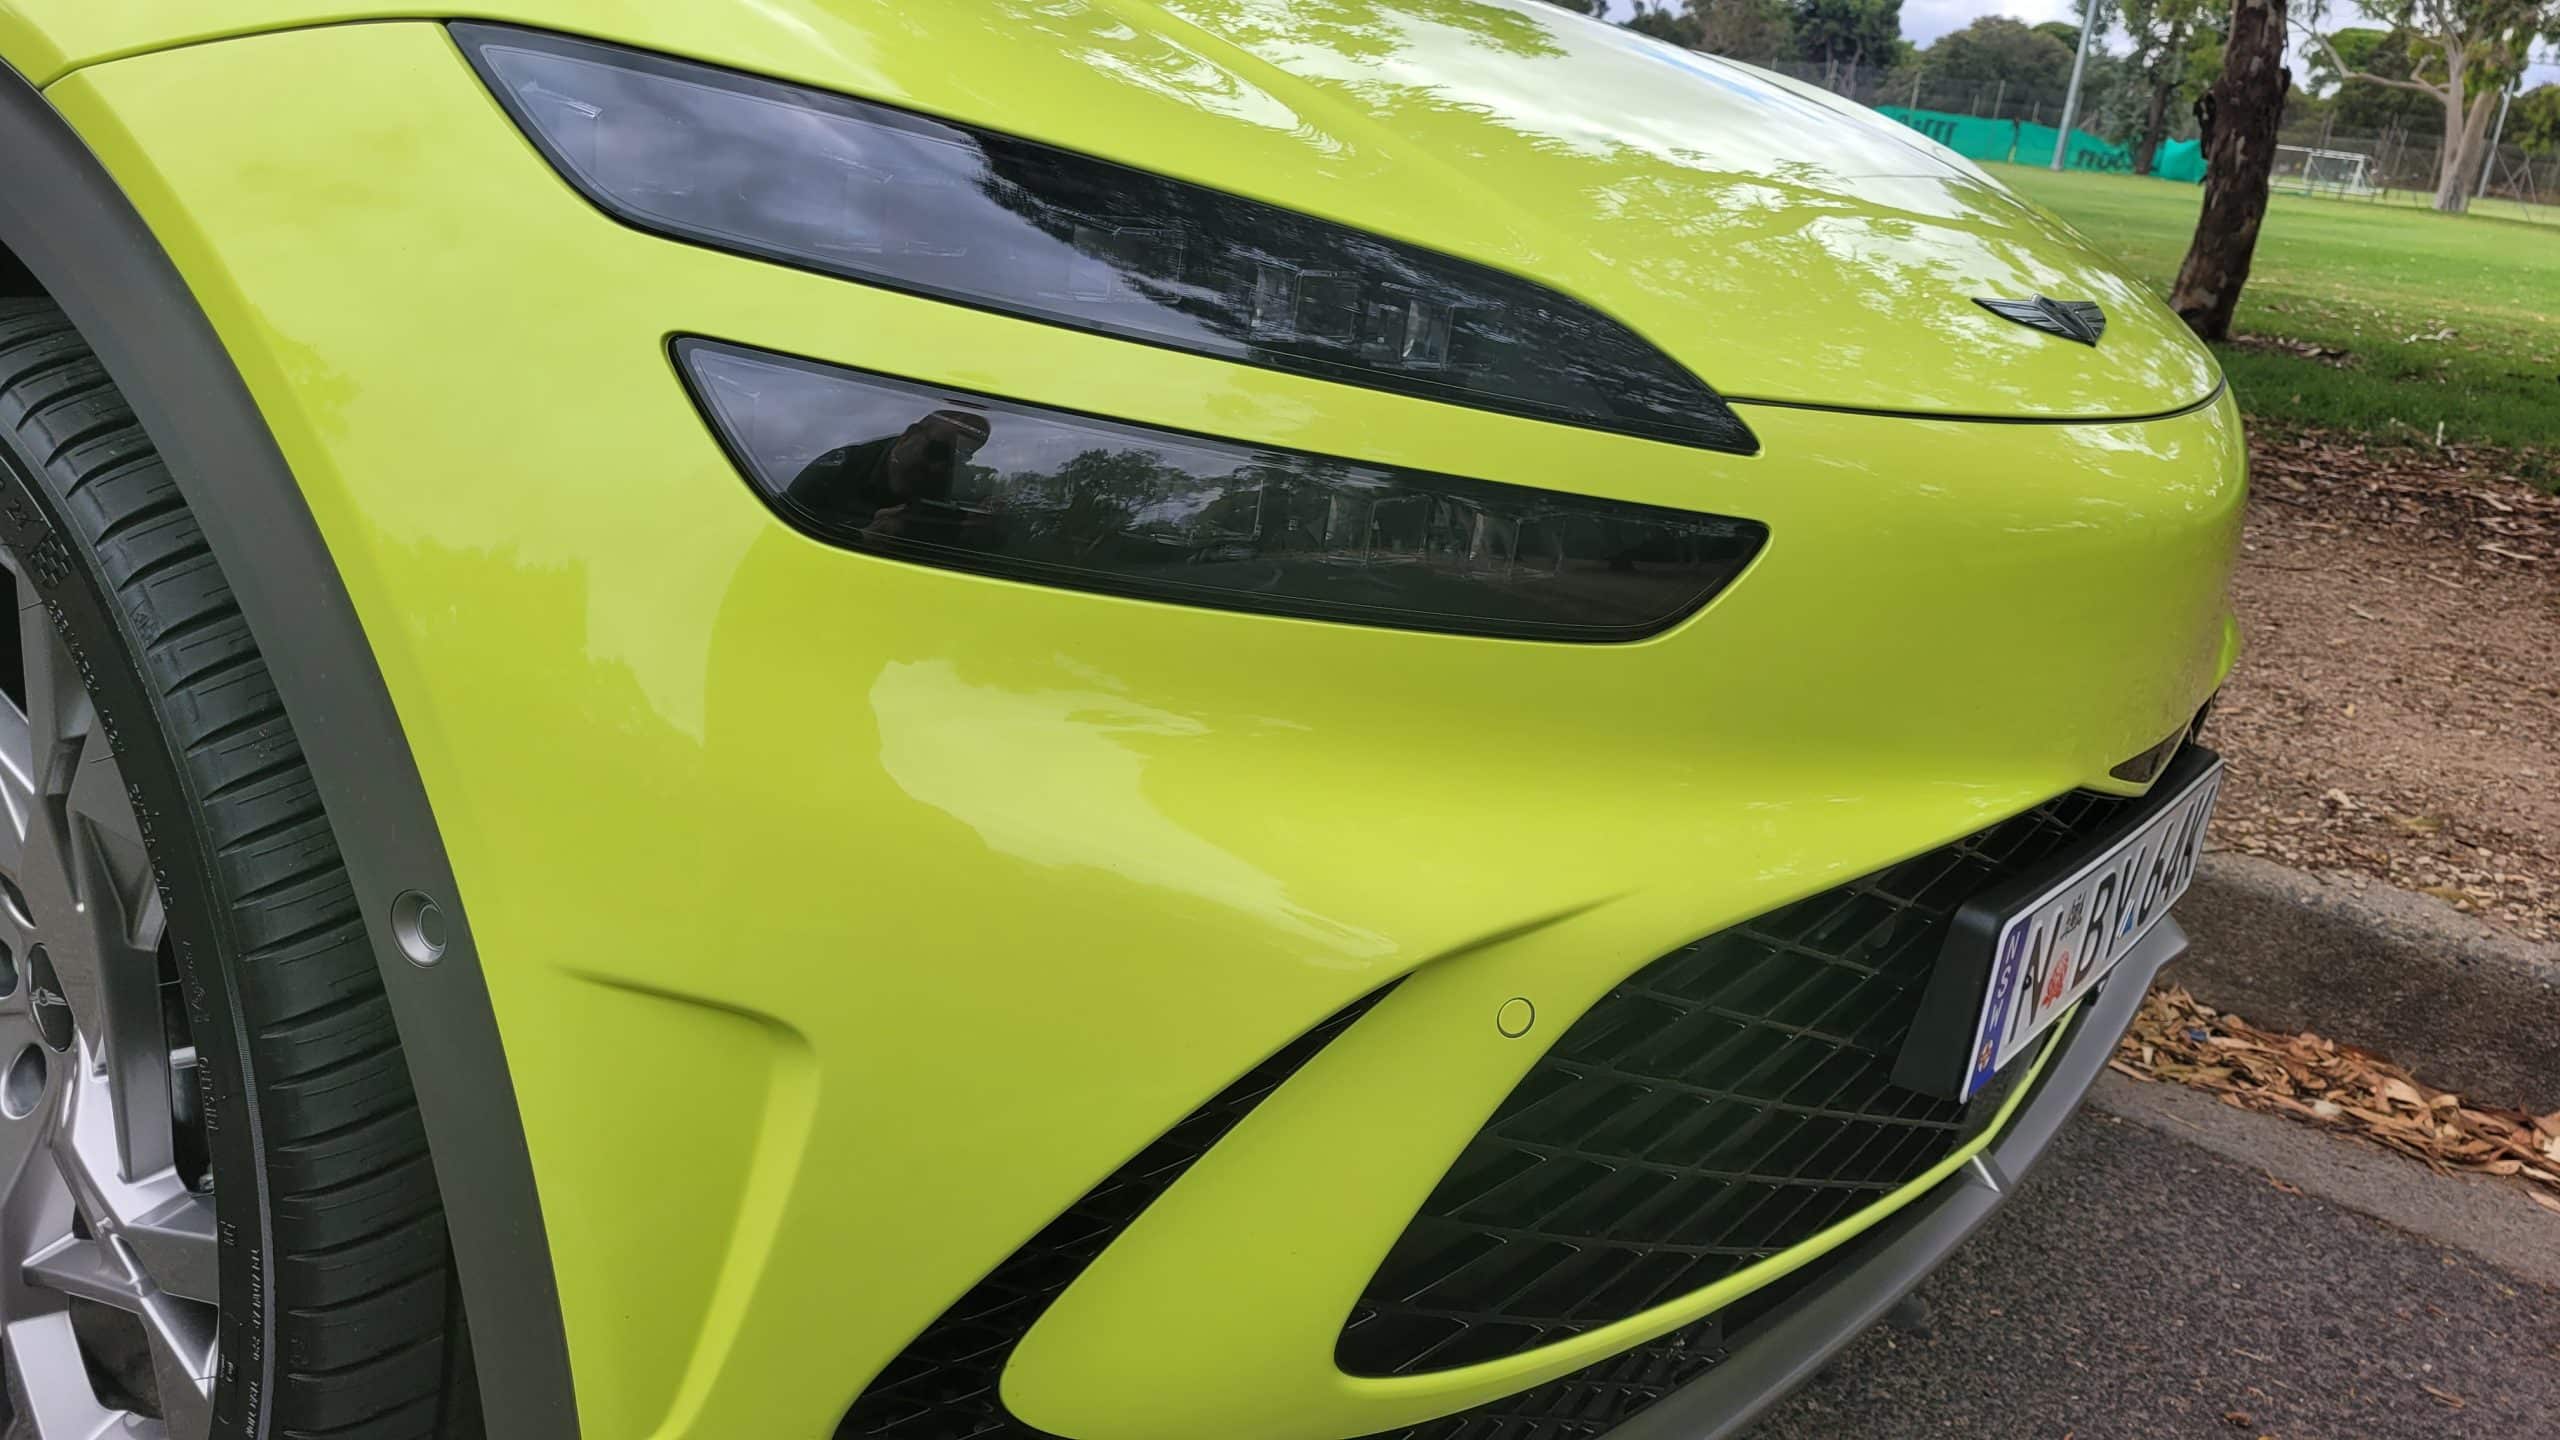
[1751,1077,2560,1440]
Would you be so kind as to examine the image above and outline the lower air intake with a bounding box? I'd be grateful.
[1337,788,2132,1381]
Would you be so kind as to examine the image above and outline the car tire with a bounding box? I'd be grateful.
[0,296,460,1438]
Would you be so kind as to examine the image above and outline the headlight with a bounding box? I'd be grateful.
[456,24,1757,455]
[677,340,1766,641]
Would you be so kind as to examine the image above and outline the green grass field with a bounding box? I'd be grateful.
[2359,186,2555,227]
[1986,163,2560,462]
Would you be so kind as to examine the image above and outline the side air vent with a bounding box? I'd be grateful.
[837,992,1382,1437]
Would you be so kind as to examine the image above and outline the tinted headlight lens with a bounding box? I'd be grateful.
[678,340,1766,641]
[457,24,1756,455]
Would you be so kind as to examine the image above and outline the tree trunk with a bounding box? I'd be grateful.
[2432,71,2471,212]
[2132,19,2191,178]
[2168,0,2287,341]
[2434,83,2499,213]
[2136,78,2172,174]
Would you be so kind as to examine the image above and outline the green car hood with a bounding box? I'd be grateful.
[9,0,2223,422]
[1109,0,2222,421]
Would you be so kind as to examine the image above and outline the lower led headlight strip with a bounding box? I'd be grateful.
[676,339,1767,642]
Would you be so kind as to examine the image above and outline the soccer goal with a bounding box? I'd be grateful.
[2273,145,2378,198]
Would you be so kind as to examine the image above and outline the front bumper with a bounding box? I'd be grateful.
[51,21,2244,1440]
[1613,917,2185,1440]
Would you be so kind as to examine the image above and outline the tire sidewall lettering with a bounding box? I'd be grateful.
[0,448,270,1438]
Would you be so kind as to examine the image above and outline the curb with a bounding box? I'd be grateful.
[2168,852,2560,1111]
[2087,1072,2560,1291]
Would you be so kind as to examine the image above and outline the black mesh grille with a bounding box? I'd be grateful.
[1353,1318,1730,1440]
[1337,789,2131,1380]
[1342,1244,1859,1440]
[838,993,1382,1439]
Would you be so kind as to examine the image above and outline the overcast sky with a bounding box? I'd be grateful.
[1586,0,2560,92]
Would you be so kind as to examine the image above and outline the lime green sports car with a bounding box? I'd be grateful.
[0,2,2241,1437]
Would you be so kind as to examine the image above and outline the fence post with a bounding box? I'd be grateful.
[1992,78,2005,121]
[2478,79,2516,201]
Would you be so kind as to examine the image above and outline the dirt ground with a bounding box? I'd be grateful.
[2208,431,2560,943]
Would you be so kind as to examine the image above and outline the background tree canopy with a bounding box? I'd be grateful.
[2517,83,2560,151]
[1570,0,2554,179]
[2304,26,2445,133]
[1926,16,2081,107]
[1790,0,1907,67]
[1626,0,1799,56]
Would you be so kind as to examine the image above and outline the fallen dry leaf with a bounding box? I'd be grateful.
[2230,333,2357,367]
[2119,986,2560,1206]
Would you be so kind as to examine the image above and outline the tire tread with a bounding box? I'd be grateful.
[0,297,453,1436]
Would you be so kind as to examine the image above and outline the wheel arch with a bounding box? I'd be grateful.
[0,58,580,1439]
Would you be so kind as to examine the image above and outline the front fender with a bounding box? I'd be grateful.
[0,53,578,1440]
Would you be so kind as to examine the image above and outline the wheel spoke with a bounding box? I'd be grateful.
[50,1040,189,1238]
[0,481,216,1439]
[123,1192,219,1307]
[140,1285,218,1438]
[2,1312,123,1440]
[0,1017,78,1364]
[65,740,147,860]
[0,689,32,885]
[15,601,89,805]
[22,1232,134,1308]
[38,919,174,1187]
[145,1306,217,1440]
[14,711,175,1185]
[72,832,174,1187]
[23,1232,216,1432]
[11,1049,213,1436]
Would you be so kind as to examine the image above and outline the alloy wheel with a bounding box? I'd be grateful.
[0,544,217,1439]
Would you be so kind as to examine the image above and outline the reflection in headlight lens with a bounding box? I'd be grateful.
[677,340,1767,642]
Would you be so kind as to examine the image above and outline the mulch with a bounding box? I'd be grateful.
[2206,430,2560,942]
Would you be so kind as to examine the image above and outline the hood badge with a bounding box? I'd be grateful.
[1976,296,2107,347]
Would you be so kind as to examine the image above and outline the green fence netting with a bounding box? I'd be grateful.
[1877,107,2139,175]
[2150,137,2207,184]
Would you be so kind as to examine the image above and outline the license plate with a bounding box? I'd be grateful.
[1960,758,2220,1096]
[1893,749,2223,1101]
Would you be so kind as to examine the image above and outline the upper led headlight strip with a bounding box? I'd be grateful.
[456,24,1758,455]
[676,339,1766,641]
